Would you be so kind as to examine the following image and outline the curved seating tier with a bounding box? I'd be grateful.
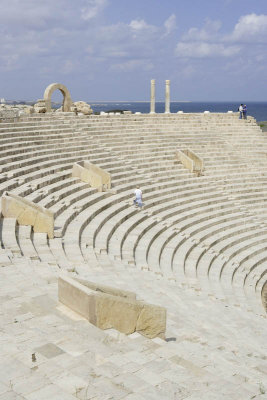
[1,112,267,399]
[0,112,266,317]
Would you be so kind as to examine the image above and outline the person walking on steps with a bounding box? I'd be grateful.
[242,104,247,119]
[239,104,244,119]
[133,185,143,209]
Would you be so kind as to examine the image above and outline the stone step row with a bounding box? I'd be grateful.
[0,112,265,321]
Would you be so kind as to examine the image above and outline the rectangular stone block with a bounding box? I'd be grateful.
[58,275,166,339]
[185,149,204,173]
[72,161,111,192]
[176,150,194,172]
[72,163,102,189]
[176,149,203,174]
[1,191,54,238]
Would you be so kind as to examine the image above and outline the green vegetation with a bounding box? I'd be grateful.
[258,121,267,132]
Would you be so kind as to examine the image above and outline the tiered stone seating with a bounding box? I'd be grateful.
[1,113,266,306]
[0,111,266,399]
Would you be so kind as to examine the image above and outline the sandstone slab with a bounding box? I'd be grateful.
[176,148,204,174]
[58,275,166,339]
[72,161,111,192]
[1,192,54,238]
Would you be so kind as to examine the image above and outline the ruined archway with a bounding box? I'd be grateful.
[43,83,72,112]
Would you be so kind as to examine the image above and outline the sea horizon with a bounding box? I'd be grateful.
[88,100,267,103]
[87,101,267,122]
[3,99,266,121]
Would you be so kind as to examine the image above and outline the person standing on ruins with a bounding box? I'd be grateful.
[133,185,143,208]
[239,104,244,119]
[242,104,247,119]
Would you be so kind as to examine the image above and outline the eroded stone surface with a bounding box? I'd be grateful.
[33,99,46,113]
[1,261,266,400]
[136,304,166,339]
[72,161,111,192]
[0,112,267,399]
[1,192,54,238]
[59,276,167,338]
[71,101,93,115]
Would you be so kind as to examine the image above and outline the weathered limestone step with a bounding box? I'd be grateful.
[196,232,267,305]
[63,192,135,264]
[32,232,58,265]
[182,216,258,280]
[157,211,252,280]
[232,249,267,310]
[0,138,94,161]
[40,182,94,212]
[0,218,21,256]
[54,191,111,238]
[0,149,93,178]
[221,243,267,291]
[111,192,235,264]
[85,178,206,254]
[17,225,39,260]
[134,220,172,271]
[255,273,267,309]
[49,237,73,270]
[0,142,97,170]
[0,153,105,197]
[12,172,72,200]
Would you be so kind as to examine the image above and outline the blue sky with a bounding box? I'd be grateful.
[0,0,266,101]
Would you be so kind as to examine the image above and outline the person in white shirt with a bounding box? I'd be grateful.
[239,104,243,119]
[133,185,143,208]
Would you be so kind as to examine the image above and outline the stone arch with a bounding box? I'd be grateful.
[43,83,73,112]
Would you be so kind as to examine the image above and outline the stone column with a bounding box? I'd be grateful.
[150,79,155,114]
[165,80,170,113]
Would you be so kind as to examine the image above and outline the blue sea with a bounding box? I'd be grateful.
[89,102,267,122]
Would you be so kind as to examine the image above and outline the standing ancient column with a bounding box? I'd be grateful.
[150,79,155,114]
[165,80,170,113]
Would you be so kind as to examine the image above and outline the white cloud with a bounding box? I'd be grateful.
[182,19,221,41]
[175,14,267,60]
[164,14,177,36]
[111,59,154,72]
[229,13,267,42]
[93,19,160,60]
[129,19,158,36]
[81,0,108,20]
[0,0,75,31]
[130,19,149,30]
[0,1,163,77]
[175,42,240,58]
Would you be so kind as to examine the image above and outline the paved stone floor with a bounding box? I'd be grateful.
[1,259,266,399]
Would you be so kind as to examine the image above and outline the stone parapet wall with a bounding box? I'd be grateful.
[1,192,54,238]
[176,149,204,174]
[58,275,166,339]
[72,161,111,192]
